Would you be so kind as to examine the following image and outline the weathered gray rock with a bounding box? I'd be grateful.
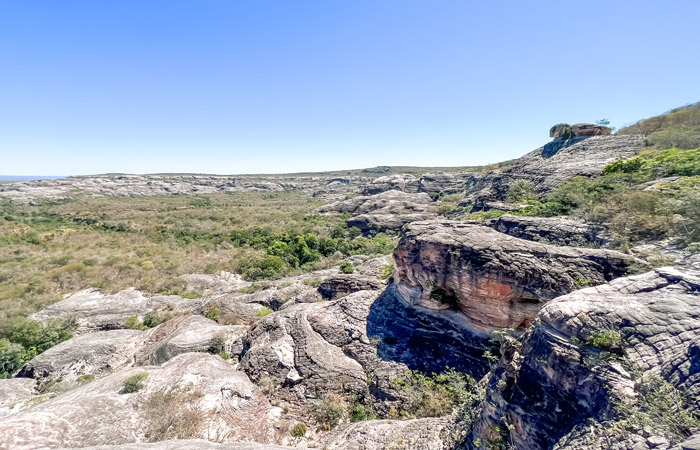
[134,315,248,365]
[0,378,36,419]
[31,288,207,332]
[240,290,407,408]
[319,415,458,449]
[317,190,439,233]
[0,353,284,449]
[468,267,700,450]
[62,441,296,450]
[550,123,612,139]
[493,214,611,247]
[62,441,295,449]
[17,329,144,383]
[364,174,420,195]
[466,135,644,209]
[318,274,386,300]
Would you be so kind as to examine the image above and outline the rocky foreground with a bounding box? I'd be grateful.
[1,128,699,449]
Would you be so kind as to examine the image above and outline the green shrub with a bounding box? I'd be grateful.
[122,372,148,393]
[0,338,29,378]
[290,422,307,437]
[9,318,74,354]
[203,306,221,321]
[77,374,95,384]
[256,307,273,318]
[124,316,147,331]
[378,263,394,280]
[303,277,323,287]
[312,393,348,428]
[589,329,625,353]
[339,262,354,274]
[208,333,226,354]
[142,311,165,328]
[390,368,477,419]
[506,179,536,203]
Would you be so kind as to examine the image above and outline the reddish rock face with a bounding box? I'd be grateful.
[392,221,648,331]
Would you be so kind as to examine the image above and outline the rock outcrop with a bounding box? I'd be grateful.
[317,274,386,300]
[31,288,208,333]
[493,214,611,248]
[0,353,284,449]
[549,123,612,139]
[469,267,700,449]
[392,220,647,331]
[317,190,439,233]
[465,135,644,209]
[240,290,408,410]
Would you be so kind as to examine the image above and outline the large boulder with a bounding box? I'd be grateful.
[0,378,36,419]
[392,220,647,331]
[134,315,248,365]
[240,290,407,408]
[316,190,439,233]
[549,123,612,139]
[17,329,145,383]
[31,288,208,332]
[468,267,700,450]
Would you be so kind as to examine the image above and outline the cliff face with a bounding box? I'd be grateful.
[468,267,700,450]
[391,221,648,331]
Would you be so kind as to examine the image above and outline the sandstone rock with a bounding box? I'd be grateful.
[319,415,458,449]
[134,315,248,365]
[493,214,611,247]
[317,190,439,233]
[465,135,644,209]
[317,274,386,300]
[0,353,283,449]
[364,174,420,195]
[549,123,612,139]
[17,329,144,383]
[0,378,36,419]
[31,288,208,333]
[393,220,647,331]
[469,267,700,450]
[61,441,296,449]
[240,290,406,407]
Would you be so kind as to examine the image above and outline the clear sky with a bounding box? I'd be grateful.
[1,1,699,176]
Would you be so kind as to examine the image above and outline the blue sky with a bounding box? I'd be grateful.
[1,1,699,176]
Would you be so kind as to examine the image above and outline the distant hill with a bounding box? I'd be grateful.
[617,101,700,149]
[0,175,64,183]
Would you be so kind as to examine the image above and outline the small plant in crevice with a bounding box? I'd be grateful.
[290,422,307,437]
[339,262,354,274]
[121,372,148,394]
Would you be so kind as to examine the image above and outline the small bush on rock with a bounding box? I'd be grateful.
[122,372,148,393]
[339,262,354,274]
[312,393,348,428]
[290,422,307,437]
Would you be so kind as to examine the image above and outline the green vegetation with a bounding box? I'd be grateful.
[617,101,700,150]
[290,422,307,437]
[490,147,700,249]
[203,306,221,321]
[390,368,477,419]
[76,374,95,384]
[339,262,354,274]
[506,179,535,203]
[609,374,700,442]
[312,393,349,428]
[256,307,273,318]
[377,263,394,280]
[589,329,625,353]
[0,318,75,378]
[0,191,398,337]
[122,372,149,393]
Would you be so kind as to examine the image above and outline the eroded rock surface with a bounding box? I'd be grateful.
[318,274,386,300]
[493,214,611,247]
[469,267,700,450]
[31,288,207,332]
[0,353,283,449]
[393,220,647,331]
[317,190,439,233]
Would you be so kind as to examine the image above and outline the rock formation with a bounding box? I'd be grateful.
[469,267,700,449]
[493,214,611,247]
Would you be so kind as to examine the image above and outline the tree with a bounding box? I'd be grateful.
[596,118,611,127]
